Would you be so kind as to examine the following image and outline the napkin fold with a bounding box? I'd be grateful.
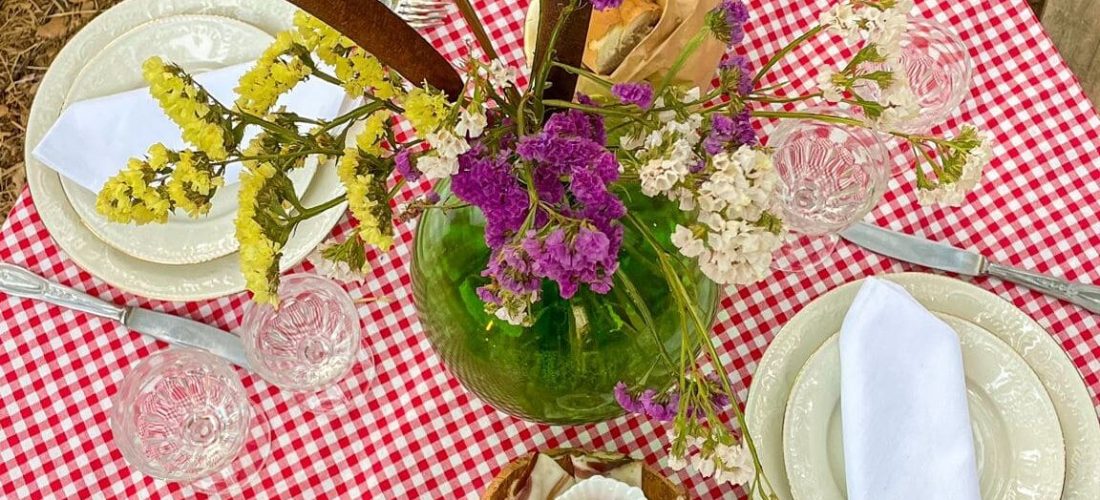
[32,62,346,191]
[839,278,981,500]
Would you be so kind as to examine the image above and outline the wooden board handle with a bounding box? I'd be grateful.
[534,0,593,102]
[286,0,465,98]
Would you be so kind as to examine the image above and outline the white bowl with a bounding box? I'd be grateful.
[557,476,647,500]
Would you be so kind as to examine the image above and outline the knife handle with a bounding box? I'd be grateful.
[986,263,1100,314]
[0,263,127,322]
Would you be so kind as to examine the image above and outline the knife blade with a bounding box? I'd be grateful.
[840,222,1100,314]
[123,308,250,370]
[839,222,986,276]
[0,262,251,369]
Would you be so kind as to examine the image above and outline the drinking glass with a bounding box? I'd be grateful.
[111,348,270,495]
[854,17,973,135]
[769,109,889,273]
[240,273,364,415]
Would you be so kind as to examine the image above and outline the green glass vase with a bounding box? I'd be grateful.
[411,183,719,424]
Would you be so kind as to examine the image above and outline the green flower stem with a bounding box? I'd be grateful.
[320,100,392,133]
[551,61,614,89]
[455,0,499,61]
[235,111,303,143]
[387,177,407,198]
[752,25,824,87]
[543,99,633,117]
[747,91,823,104]
[658,28,709,93]
[751,109,864,127]
[299,53,344,86]
[627,211,774,499]
[295,194,346,221]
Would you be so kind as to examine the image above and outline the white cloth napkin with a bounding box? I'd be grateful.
[839,278,981,500]
[32,62,346,191]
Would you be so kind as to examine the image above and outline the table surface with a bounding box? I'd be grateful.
[3,0,1099,498]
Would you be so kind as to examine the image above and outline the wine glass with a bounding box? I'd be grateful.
[240,273,365,415]
[769,108,889,273]
[110,348,271,495]
[854,17,973,135]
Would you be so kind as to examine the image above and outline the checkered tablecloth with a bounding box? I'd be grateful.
[3,0,1099,498]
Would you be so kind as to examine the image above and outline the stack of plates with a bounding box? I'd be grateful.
[746,273,1100,499]
[24,0,347,301]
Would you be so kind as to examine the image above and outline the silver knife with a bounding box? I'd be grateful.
[0,263,251,369]
[841,222,1100,314]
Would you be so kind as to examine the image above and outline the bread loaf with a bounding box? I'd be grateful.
[582,0,662,75]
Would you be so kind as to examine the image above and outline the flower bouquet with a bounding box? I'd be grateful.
[96,0,992,493]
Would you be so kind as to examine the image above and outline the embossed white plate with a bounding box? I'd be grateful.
[783,316,1065,500]
[745,273,1100,499]
[25,0,347,300]
[60,14,318,265]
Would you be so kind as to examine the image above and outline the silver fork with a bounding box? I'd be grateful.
[391,0,451,29]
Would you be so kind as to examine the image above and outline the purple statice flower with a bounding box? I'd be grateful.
[424,191,441,204]
[523,227,618,298]
[706,0,750,47]
[451,146,529,248]
[615,382,643,413]
[539,108,606,145]
[702,110,757,155]
[611,82,655,110]
[720,54,754,96]
[615,382,679,422]
[394,148,420,181]
[592,0,624,10]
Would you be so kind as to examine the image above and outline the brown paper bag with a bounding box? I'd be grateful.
[523,0,725,96]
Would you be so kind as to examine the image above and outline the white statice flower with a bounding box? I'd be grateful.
[690,453,718,478]
[454,109,487,138]
[639,158,690,196]
[820,0,912,59]
[672,225,708,258]
[666,453,689,472]
[417,154,459,180]
[307,239,364,283]
[486,59,518,88]
[712,442,754,486]
[699,220,782,286]
[819,2,861,42]
[636,114,706,197]
[917,126,993,206]
[418,130,471,180]
[427,130,470,158]
[619,132,645,151]
[816,70,846,102]
[872,78,921,129]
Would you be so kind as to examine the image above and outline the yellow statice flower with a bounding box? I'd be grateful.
[96,145,174,225]
[166,151,225,217]
[143,57,231,160]
[292,11,350,65]
[236,162,284,305]
[335,49,397,98]
[291,12,398,99]
[337,149,393,251]
[235,32,312,116]
[402,87,449,136]
[355,111,391,156]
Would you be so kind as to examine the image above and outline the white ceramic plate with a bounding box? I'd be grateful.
[745,272,1100,499]
[784,316,1065,500]
[60,14,318,265]
[24,0,347,301]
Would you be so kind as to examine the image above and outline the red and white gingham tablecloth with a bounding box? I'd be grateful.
[2,0,1099,497]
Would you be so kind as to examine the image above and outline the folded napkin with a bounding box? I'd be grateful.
[839,278,981,500]
[32,62,346,191]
